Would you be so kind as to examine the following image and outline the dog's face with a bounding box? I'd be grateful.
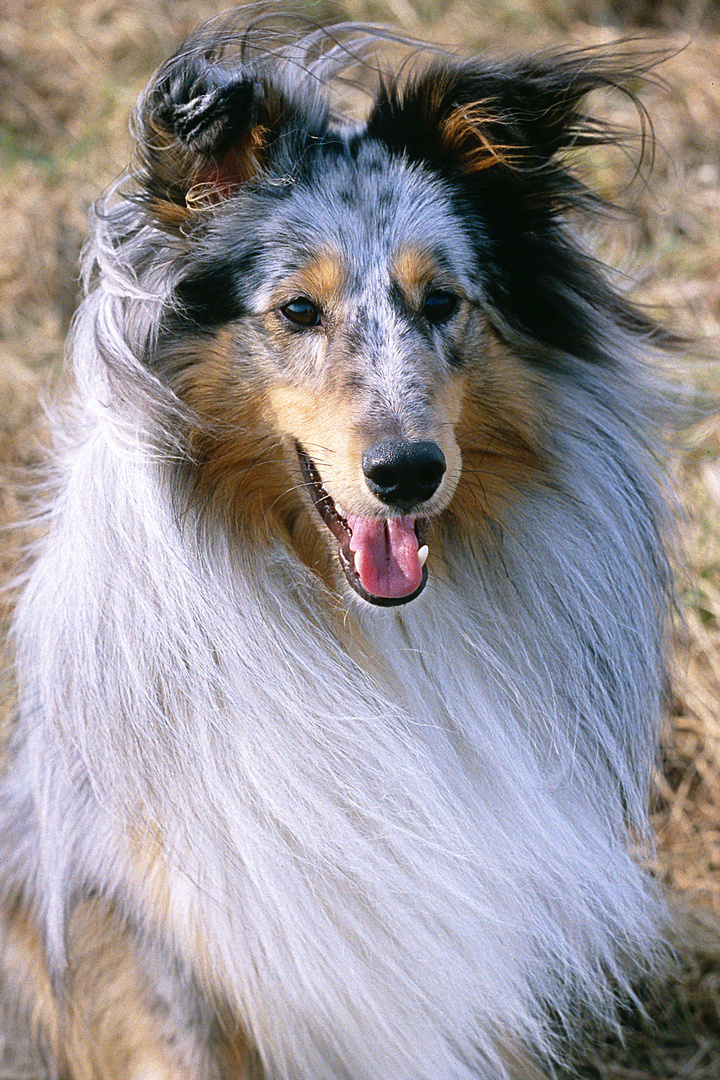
[158,145,485,604]
[168,144,496,605]
[252,152,476,604]
[142,32,653,605]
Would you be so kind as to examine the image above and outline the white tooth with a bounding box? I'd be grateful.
[417,544,429,567]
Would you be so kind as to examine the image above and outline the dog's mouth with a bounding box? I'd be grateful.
[296,443,428,607]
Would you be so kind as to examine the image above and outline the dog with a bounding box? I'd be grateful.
[0,11,676,1080]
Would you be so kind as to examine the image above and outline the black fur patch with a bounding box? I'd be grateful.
[365,54,671,364]
[174,246,261,328]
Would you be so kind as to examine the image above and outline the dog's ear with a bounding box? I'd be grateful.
[366,51,648,180]
[135,55,318,227]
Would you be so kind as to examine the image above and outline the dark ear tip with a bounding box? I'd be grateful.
[147,64,255,152]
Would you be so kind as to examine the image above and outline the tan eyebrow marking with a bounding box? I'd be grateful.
[392,245,442,300]
[291,249,346,301]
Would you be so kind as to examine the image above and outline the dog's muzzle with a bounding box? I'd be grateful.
[296,442,434,606]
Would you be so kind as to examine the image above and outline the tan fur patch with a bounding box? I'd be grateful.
[172,333,337,588]
[264,381,371,582]
[266,383,363,455]
[267,381,389,513]
[0,895,208,1080]
[217,124,268,187]
[392,246,441,301]
[144,123,268,228]
[0,897,61,1067]
[177,335,287,529]
[451,335,544,526]
[293,248,346,302]
[499,1042,550,1080]
[441,102,513,173]
[434,372,466,432]
[148,196,193,229]
[61,900,184,1080]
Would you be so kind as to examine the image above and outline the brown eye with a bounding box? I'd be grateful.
[423,290,459,324]
[281,298,322,328]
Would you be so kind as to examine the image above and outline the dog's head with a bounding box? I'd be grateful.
[135,21,661,605]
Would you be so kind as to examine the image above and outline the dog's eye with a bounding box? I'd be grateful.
[281,298,322,328]
[423,291,459,324]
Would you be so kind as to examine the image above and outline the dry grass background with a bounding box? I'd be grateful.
[0,0,718,1076]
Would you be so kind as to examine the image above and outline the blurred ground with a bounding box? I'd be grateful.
[0,1,719,1077]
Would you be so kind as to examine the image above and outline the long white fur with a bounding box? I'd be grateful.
[7,316,670,1079]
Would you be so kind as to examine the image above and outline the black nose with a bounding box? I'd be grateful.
[362,440,446,510]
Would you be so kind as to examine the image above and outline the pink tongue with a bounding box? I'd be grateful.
[345,515,422,599]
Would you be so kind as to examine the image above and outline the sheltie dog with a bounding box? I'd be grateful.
[0,11,676,1080]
